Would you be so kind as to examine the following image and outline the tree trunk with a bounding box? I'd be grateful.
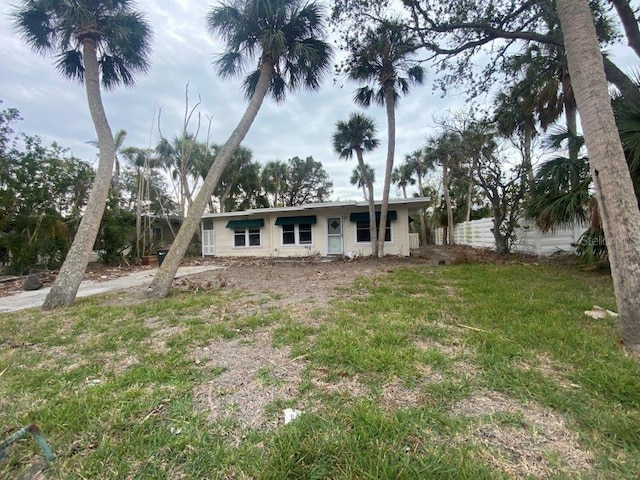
[378,86,396,257]
[147,62,275,298]
[523,121,535,186]
[609,0,640,58]
[42,39,116,309]
[356,148,378,256]
[465,158,476,222]
[417,172,428,245]
[558,0,640,355]
[443,163,454,245]
[602,56,640,106]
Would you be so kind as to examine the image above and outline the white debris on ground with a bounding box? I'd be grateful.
[584,305,619,319]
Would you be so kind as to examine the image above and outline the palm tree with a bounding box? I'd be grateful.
[12,0,151,309]
[406,148,435,244]
[262,160,289,207]
[333,112,380,255]
[148,0,332,298]
[201,144,253,212]
[350,164,376,200]
[391,162,415,199]
[156,134,205,222]
[346,20,424,256]
[557,0,640,355]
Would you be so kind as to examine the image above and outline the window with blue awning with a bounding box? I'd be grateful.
[225,219,264,229]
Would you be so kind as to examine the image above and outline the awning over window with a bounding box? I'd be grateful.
[226,219,264,229]
[349,211,397,222]
[274,215,317,226]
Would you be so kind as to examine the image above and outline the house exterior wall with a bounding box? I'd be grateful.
[202,205,414,257]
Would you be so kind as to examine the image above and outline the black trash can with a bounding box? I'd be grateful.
[157,248,169,266]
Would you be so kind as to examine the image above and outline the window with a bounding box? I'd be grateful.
[356,220,391,243]
[234,228,261,247]
[282,223,313,245]
[153,227,163,240]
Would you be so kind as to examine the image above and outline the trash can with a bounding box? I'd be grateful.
[157,248,169,266]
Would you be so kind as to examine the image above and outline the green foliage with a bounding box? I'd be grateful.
[206,0,333,102]
[11,0,152,90]
[0,106,94,273]
[280,156,333,206]
[96,194,136,266]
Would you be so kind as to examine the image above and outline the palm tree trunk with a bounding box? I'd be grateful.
[443,162,454,245]
[465,158,476,222]
[558,0,640,356]
[417,172,428,245]
[147,62,275,298]
[43,39,116,309]
[356,148,378,256]
[378,86,396,257]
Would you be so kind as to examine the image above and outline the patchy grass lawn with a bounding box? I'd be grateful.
[1,260,638,479]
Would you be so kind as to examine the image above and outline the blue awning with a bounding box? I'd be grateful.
[349,211,397,222]
[275,215,317,226]
[226,219,264,229]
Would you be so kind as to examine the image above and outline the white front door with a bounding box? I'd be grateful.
[202,229,215,256]
[327,217,343,255]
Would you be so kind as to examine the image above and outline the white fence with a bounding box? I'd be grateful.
[434,218,586,256]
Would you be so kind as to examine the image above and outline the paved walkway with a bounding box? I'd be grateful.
[0,265,224,313]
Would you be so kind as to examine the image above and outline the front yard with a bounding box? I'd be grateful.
[1,251,638,479]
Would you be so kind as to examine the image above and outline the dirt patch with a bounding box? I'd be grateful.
[452,390,593,478]
[192,330,306,433]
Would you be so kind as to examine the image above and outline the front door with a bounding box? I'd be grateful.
[327,217,343,255]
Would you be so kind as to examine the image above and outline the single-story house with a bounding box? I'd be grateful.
[200,197,427,257]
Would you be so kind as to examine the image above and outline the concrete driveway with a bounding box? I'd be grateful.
[0,265,224,313]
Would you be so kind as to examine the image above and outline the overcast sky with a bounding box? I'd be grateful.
[1,1,637,202]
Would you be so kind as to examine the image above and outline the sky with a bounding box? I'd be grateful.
[0,1,637,202]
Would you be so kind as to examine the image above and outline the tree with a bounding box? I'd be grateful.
[281,156,333,206]
[0,109,94,273]
[405,148,435,244]
[430,133,462,245]
[147,0,332,298]
[262,160,289,207]
[156,134,205,222]
[205,144,254,212]
[345,20,425,256]
[350,164,376,201]
[333,112,380,255]
[556,0,640,354]
[12,0,151,309]
[391,162,416,198]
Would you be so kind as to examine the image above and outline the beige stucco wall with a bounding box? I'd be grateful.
[203,205,412,257]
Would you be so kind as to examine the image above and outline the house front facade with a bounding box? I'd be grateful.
[200,198,426,258]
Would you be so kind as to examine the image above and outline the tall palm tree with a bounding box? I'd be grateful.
[557,0,640,355]
[333,112,380,255]
[406,148,435,244]
[148,0,332,298]
[346,20,424,256]
[350,164,376,200]
[12,0,151,309]
[391,162,415,198]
